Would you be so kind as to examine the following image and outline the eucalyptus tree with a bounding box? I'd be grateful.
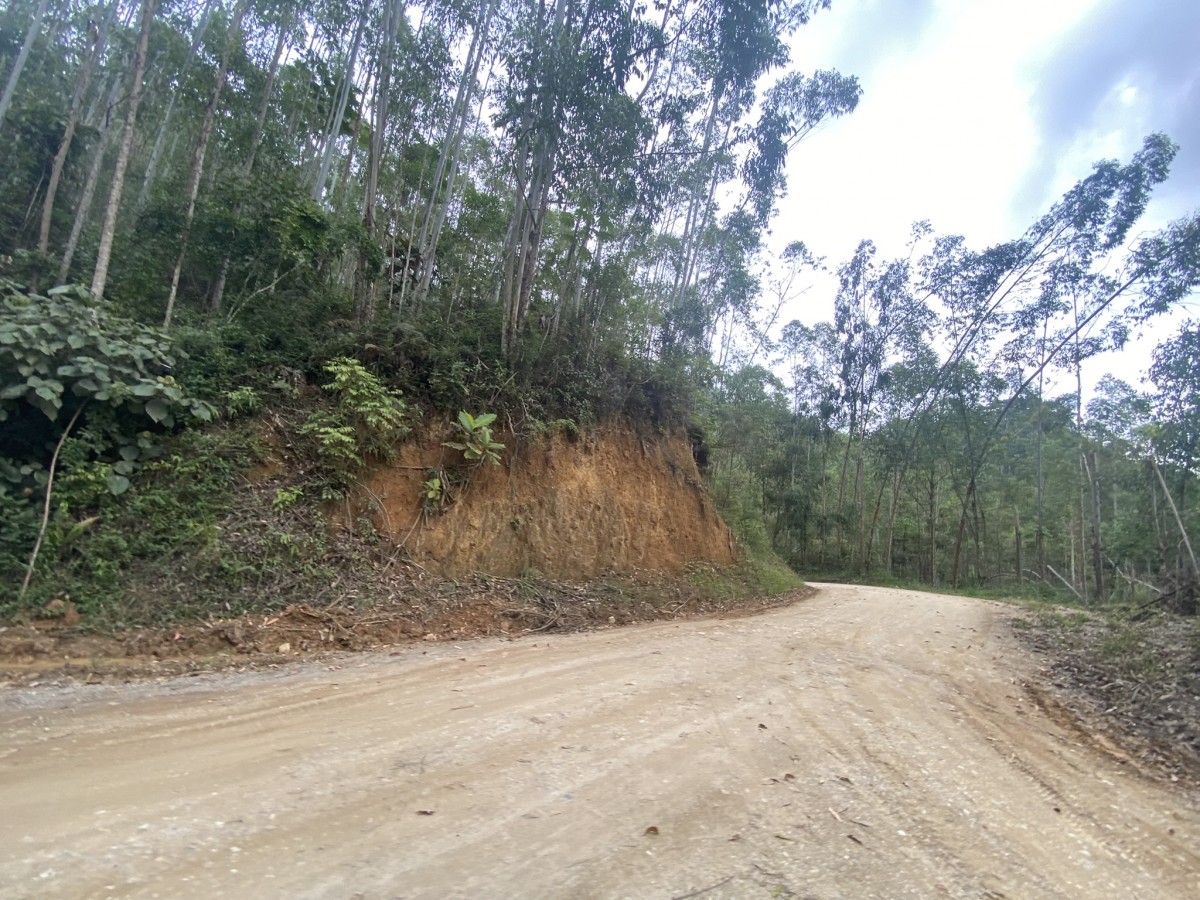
[90,0,156,301]
[352,0,406,322]
[162,0,251,328]
[1149,322,1200,515]
[58,73,123,282]
[409,0,496,309]
[741,68,860,226]
[134,0,220,213]
[208,1,298,313]
[768,318,839,564]
[668,0,801,313]
[0,0,51,131]
[853,135,1200,590]
[310,0,370,202]
[1083,376,1158,587]
[493,0,659,357]
[36,0,119,268]
[828,238,930,568]
[644,3,857,360]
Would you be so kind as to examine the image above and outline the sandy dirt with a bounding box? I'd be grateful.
[1,584,1197,899]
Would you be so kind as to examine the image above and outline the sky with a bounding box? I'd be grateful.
[772,0,1200,395]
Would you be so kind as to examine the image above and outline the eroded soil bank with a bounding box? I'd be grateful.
[1,419,761,685]
[351,422,736,578]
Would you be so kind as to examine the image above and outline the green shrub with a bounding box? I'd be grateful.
[299,357,410,481]
[444,411,505,465]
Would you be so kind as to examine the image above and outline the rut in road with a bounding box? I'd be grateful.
[1,584,1197,899]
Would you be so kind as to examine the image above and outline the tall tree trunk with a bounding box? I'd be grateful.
[91,0,157,301]
[1084,449,1105,601]
[332,57,376,209]
[243,13,290,178]
[950,478,974,588]
[164,0,250,329]
[1015,511,1023,584]
[210,12,291,314]
[38,4,115,268]
[135,0,218,212]
[672,85,723,311]
[927,467,939,584]
[504,149,555,350]
[972,487,985,582]
[0,0,49,131]
[59,74,121,283]
[355,0,403,323]
[884,472,898,575]
[501,0,571,358]
[1035,335,1047,578]
[1152,459,1198,577]
[833,425,855,561]
[413,0,494,308]
[313,0,367,202]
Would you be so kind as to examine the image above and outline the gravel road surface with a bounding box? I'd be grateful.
[2,584,1197,898]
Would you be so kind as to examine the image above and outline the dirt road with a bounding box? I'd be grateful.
[2,584,1197,899]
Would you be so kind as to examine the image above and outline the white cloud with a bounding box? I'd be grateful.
[766,0,1198,393]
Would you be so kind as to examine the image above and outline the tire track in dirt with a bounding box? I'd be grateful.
[1,584,1198,899]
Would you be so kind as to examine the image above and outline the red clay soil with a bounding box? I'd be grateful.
[348,422,736,578]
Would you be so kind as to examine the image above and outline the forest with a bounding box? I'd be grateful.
[1,0,1199,622]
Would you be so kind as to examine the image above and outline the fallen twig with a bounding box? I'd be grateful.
[671,873,737,900]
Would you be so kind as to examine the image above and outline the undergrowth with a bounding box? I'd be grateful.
[686,552,805,602]
[1013,603,1200,778]
[0,287,778,630]
[1,419,350,628]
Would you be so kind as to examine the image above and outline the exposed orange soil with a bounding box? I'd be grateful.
[353,423,736,578]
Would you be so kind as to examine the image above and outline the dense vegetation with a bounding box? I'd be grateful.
[1,0,1198,625]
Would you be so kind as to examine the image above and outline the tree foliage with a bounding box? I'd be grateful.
[0,0,1198,621]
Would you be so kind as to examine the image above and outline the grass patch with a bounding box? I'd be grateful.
[686,551,805,603]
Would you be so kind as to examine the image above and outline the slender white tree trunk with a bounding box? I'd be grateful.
[38,4,115,263]
[313,0,367,202]
[135,0,218,212]
[91,0,157,301]
[210,13,291,313]
[354,0,404,323]
[412,0,494,307]
[163,0,250,328]
[0,0,50,131]
[59,74,121,283]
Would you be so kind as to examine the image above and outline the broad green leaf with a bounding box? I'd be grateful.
[145,398,171,423]
[105,473,131,495]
